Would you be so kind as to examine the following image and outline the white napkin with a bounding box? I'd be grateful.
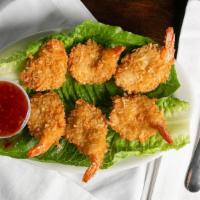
[0,1,147,200]
[0,0,95,48]
[0,156,97,200]
[150,0,200,199]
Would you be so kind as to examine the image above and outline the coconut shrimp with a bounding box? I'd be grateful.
[109,95,173,144]
[28,92,65,158]
[69,39,125,84]
[65,99,107,182]
[20,39,68,91]
[115,27,175,93]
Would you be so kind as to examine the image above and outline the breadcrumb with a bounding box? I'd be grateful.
[20,39,68,91]
[109,95,171,143]
[115,27,175,93]
[28,92,65,157]
[65,99,108,182]
[69,39,125,84]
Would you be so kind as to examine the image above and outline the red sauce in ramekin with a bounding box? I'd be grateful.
[0,81,29,137]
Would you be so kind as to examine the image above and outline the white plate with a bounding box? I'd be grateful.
[0,29,193,177]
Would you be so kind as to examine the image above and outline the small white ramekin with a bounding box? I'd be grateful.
[0,79,31,138]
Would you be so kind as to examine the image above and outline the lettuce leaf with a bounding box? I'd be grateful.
[67,20,152,49]
[0,20,188,168]
[55,74,123,115]
[104,97,189,167]
[0,20,180,97]
[0,94,189,168]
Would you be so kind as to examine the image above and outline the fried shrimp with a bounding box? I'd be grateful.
[28,92,65,158]
[69,39,125,84]
[65,99,107,182]
[115,27,175,93]
[20,39,68,91]
[109,95,173,144]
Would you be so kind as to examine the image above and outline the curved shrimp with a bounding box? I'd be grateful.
[115,27,175,93]
[109,95,173,144]
[20,39,68,91]
[65,99,107,182]
[69,39,125,84]
[27,92,65,158]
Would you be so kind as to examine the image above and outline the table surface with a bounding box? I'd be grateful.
[81,0,188,48]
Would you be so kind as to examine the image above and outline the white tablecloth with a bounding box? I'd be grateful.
[151,1,200,199]
[0,0,200,200]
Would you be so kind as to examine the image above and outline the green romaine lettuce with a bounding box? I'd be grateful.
[0,92,189,168]
[0,20,188,168]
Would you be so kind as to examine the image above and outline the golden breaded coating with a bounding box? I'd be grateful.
[20,39,68,91]
[109,95,173,144]
[69,39,125,84]
[28,92,65,158]
[65,99,107,182]
[115,27,175,93]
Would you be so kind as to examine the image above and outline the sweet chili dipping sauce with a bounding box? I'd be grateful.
[0,81,29,137]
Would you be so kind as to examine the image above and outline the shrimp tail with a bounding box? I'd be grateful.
[28,143,49,158]
[160,27,175,63]
[112,46,126,57]
[82,157,101,182]
[150,123,173,144]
